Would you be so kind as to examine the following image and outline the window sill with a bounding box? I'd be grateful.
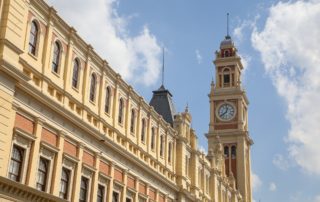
[89,100,96,106]
[28,52,38,61]
[51,70,60,78]
[72,86,79,93]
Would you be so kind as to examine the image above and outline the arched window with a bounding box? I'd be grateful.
[224,50,230,57]
[36,158,49,191]
[224,146,229,158]
[141,118,146,142]
[104,87,111,114]
[168,142,172,163]
[8,145,24,182]
[130,109,135,133]
[52,41,61,73]
[89,73,96,102]
[29,21,38,55]
[223,68,230,86]
[151,127,155,150]
[79,177,88,202]
[231,145,236,159]
[118,98,124,124]
[72,59,80,88]
[160,135,164,157]
[59,168,70,199]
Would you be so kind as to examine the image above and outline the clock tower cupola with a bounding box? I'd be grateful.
[207,33,253,202]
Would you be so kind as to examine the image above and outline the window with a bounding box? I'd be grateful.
[150,127,155,150]
[29,21,38,55]
[185,156,189,177]
[36,157,49,191]
[160,135,164,157]
[79,177,89,202]
[130,109,135,133]
[224,146,229,158]
[97,185,105,202]
[126,198,132,202]
[223,69,230,86]
[112,191,119,202]
[168,142,172,163]
[89,73,97,102]
[141,119,146,142]
[52,41,61,73]
[59,168,70,199]
[231,145,236,159]
[118,98,124,124]
[72,59,80,88]
[224,50,230,57]
[105,87,111,113]
[8,145,24,182]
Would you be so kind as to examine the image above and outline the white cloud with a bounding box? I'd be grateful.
[269,182,277,192]
[252,172,262,192]
[272,154,291,171]
[195,49,202,64]
[252,0,320,175]
[47,0,161,86]
[315,195,320,202]
[233,15,260,43]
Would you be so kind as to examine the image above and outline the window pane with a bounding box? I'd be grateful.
[9,145,24,182]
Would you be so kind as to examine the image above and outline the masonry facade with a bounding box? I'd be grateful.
[0,0,252,202]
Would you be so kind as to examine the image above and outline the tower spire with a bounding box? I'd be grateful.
[226,13,231,39]
[162,47,165,86]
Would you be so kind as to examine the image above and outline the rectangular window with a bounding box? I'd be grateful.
[97,184,105,202]
[224,74,230,84]
[112,191,119,202]
[8,145,25,182]
[79,177,89,202]
[59,167,70,199]
[36,157,49,191]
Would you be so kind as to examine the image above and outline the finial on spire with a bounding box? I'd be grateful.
[185,103,189,112]
[162,47,165,86]
[226,13,231,39]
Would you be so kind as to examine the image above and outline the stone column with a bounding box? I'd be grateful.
[71,142,84,202]
[90,152,101,202]
[51,130,66,195]
[26,117,45,187]
[106,161,115,202]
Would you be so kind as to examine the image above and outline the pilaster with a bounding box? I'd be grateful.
[71,142,84,202]
[26,117,45,187]
[51,130,66,195]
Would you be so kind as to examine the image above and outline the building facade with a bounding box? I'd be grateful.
[0,0,252,202]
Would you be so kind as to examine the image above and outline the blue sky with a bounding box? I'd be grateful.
[47,0,320,201]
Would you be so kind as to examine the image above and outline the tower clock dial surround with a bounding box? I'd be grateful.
[216,102,236,121]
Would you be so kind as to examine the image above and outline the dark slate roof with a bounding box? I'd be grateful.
[149,85,176,126]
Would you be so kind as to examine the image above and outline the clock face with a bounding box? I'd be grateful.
[218,103,235,121]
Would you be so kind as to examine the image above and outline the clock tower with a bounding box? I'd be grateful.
[207,34,253,202]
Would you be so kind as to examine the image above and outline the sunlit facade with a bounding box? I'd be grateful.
[0,0,252,201]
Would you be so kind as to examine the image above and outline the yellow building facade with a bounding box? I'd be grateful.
[0,0,253,202]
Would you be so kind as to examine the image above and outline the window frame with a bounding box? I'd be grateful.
[8,145,25,182]
[51,41,61,74]
[79,176,89,202]
[28,20,39,56]
[150,127,156,151]
[89,73,97,102]
[130,109,136,134]
[104,86,111,114]
[72,58,81,89]
[36,157,50,191]
[59,167,71,199]
[97,184,105,202]
[140,118,146,143]
[118,98,124,125]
